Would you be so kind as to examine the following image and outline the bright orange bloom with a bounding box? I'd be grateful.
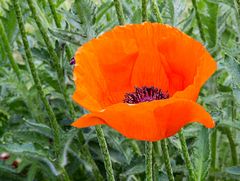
[71,23,217,141]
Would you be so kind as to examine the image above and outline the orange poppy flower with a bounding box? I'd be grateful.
[71,23,217,141]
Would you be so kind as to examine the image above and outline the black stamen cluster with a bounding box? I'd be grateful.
[123,86,169,104]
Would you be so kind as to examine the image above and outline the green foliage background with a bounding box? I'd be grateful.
[0,0,240,180]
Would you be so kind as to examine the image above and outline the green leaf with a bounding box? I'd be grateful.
[73,0,97,25]
[219,120,240,131]
[0,3,18,43]
[225,166,240,176]
[48,28,86,46]
[120,165,145,177]
[192,127,211,181]
[163,0,186,26]
[197,0,219,48]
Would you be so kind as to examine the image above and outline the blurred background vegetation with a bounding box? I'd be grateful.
[0,0,240,180]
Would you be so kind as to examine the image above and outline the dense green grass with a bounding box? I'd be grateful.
[0,0,240,180]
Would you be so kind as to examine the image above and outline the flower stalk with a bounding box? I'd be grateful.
[151,0,163,23]
[13,0,61,158]
[191,0,206,42]
[178,129,196,180]
[142,0,148,22]
[95,126,115,181]
[47,0,72,60]
[26,0,76,117]
[218,126,238,165]
[145,142,153,181]
[160,139,175,181]
[211,130,217,171]
[113,0,125,25]
[0,21,21,80]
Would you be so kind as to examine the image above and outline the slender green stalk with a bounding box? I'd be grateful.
[13,0,60,159]
[47,0,72,60]
[113,0,125,25]
[191,0,205,42]
[142,0,148,22]
[0,21,21,80]
[153,142,161,181]
[145,142,153,181]
[130,140,142,156]
[95,126,115,181]
[210,130,217,181]
[160,140,175,181]
[211,130,217,170]
[178,129,196,180]
[218,126,238,165]
[47,0,61,27]
[151,0,163,23]
[79,145,104,180]
[60,167,71,181]
[26,0,75,117]
[13,1,72,180]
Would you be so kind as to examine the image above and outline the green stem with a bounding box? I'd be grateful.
[209,129,217,181]
[211,130,217,170]
[77,129,103,181]
[26,0,76,117]
[218,126,238,165]
[145,142,153,181]
[95,126,115,181]
[47,0,104,178]
[47,0,72,60]
[0,21,21,80]
[79,145,104,180]
[160,139,175,181]
[142,0,148,22]
[191,0,205,42]
[113,0,125,25]
[130,140,142,156]
[151,0,163,23]
[1,21,46,124]
[13,0,61,160]
[178,129,196,181]
[47,0,61,27]
[152,142,161,181]
[13,1,72,180]
[60,167,71,181]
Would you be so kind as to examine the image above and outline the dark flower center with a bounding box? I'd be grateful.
[123,86,169,104]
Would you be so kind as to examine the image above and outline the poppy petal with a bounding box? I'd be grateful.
[173,50,217,101]
[73,23,217,112]
[71,99,214,141]
[73,33,139,111]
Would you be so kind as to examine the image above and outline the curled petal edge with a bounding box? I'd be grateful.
[71,98,215,141]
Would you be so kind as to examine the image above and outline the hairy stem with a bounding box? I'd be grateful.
[95,126,115,181]
[13,0,61,162]
[0,21,21,80]
[153,142,161,181]
[160,139,175,181]
[191,0,205,42]
[211,130,217,169]
[218,126,238,165]
[142,0,148,22]
[151,0,163,23]
[178,129,196,181]
[145,142,153,181]
[113,0,125,25]
[47,0,72,60]
[26,0,75,117]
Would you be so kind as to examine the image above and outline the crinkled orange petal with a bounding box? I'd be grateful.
[72,98,214,141]
[173,50,217,101]
[73,23,217,112]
